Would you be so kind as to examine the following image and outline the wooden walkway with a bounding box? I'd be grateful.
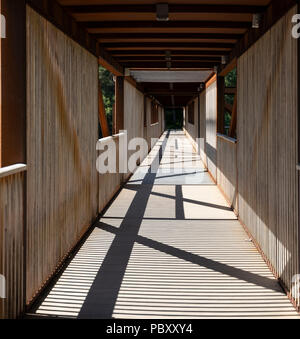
[33,131,299,319]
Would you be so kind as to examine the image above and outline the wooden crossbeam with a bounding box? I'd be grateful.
[103,42,235,49]
[83,21,251,29]
[225,102,233,114]
[225,87,237,94]
[112,50,228,56]
[123,62,216,69]
[66,4,265,14]
[95,33,243,40]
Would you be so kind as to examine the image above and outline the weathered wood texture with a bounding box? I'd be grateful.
[144,96,164,148]
[205,80,217,180]
[237,6,299,307]
[26,7,99,304]
[98,135,124,213]
[124,82,164,166]
[199,91,207,166]
[0,168,26,318]
[217,135,237,211]
[184,99,198,150]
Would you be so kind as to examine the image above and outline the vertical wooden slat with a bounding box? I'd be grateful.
[237,6,299,307]
[0,170,26,319]
[217,136,237,211]
[26,6,99,306]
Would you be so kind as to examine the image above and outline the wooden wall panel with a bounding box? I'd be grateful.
[124,82,163,167]
[237,6,299,306]
[26,7,99,304]
[184,92,206,164]
[217,136,237,211]
[205,81,217,180]
[0,168,26,318]
[199,91,207,166]
[184,99,198,151]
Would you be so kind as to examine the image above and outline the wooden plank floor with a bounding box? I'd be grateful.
[33,131,299,319]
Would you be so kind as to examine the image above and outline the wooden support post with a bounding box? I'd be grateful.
[229,94,237,138]
[98,80,110,138]
[0,0,26,167]
[217,76,225,134]
[114,76,124,134]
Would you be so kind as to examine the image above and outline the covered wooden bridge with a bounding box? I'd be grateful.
[0,0,300,319]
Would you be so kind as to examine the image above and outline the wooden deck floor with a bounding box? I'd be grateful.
[33,131,299,319]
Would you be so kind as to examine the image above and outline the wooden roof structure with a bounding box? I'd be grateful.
[28,0,296,106]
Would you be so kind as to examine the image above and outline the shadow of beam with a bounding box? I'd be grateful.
[98,222,283,294]
[126,185,233,212]
[78,131,170,319]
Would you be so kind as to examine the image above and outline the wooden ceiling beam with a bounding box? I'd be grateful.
[117,56,221,62]
[94,33,243,40]
[102,42,235,49]
[83,21,252,29]
[112,50,228,56]
[65,4,266,14]
[124,62,215,69]
[146,92,199,96]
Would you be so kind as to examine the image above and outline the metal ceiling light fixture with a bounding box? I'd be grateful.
[156,3,169,21]
[198,83,205,92]
[221,55,228,65]
[252,13,263,28]
[165,51,172,69]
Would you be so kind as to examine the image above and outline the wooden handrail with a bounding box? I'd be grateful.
[0,164,27,179]
[217,133,237,144]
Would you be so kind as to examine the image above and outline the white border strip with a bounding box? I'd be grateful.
[0,164,27,179]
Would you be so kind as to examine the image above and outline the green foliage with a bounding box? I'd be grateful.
[99,66,115,135]
[225,68,237,88]
[165,108,183,130]
[223,68,237,135]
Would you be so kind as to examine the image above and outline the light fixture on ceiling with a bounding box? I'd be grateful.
[221,55,228,65]
[156,3,169,21]
[252,13,263,28]
[165,50,172,61]
[198,83,205,92]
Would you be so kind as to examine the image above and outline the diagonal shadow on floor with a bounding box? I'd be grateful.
[78,131,171,318]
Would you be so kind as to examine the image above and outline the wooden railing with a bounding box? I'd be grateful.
[217,134,238,212]
[0,164,27,319]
